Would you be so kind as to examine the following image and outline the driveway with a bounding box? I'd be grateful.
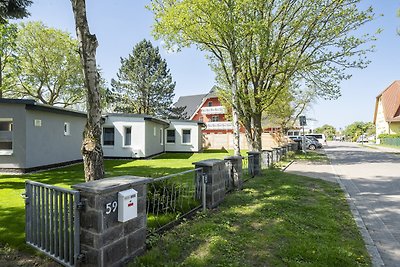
[286,141,400,266]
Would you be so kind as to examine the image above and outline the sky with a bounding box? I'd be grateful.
[18,0,400,130]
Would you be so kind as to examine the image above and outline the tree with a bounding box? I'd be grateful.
[344,121,374,142]
[0,0,32,23]
[0,22,17,98]
[6,21,86,107]
[109,39,176,116]
[151,0,245,156]
[71,0,104,181]
[315,124,336,141]
[151,0,376,152]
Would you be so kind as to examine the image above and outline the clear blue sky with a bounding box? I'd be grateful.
[20,0,400,130]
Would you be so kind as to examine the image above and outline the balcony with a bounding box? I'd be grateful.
[201,106,226,115]
[205,121,233,130]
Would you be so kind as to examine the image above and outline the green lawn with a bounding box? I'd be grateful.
[0,150,232,251]
[133,170,371,267]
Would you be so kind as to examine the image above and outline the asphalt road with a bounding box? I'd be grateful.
[325,142,400,267]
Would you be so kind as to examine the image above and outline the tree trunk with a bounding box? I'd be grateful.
[0,56,2,98]
[231,71,241,157]
[71,0,104,181]
[252,113,262,151]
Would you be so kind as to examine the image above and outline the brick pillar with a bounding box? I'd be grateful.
[272,147,280,162]
[262,149,273,167]
[72,176,151,267]
[247,151,261,176]
[224,156,243,190]
[193,159,226,209]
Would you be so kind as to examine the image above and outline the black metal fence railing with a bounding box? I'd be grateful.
[242,155,255,180]
[146,168,203,231]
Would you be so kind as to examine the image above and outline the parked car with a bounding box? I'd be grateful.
[305,133,327,145]
[288,136,321,150]
[356,135,368,143]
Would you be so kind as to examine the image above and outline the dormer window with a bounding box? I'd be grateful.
[208,101,212,107]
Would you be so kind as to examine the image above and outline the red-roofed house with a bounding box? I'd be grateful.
[373,81,400,141]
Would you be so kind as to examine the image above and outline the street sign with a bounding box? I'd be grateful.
[299,116,307,126]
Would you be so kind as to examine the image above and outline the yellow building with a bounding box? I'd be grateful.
[373,81,400,142]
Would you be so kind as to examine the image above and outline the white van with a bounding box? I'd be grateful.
[306,133,326,144]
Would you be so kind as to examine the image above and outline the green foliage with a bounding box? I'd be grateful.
[0,22,18,97]
[151,0,377,150]
[344,121,375,142]
[315,124,336,140]
[378,133,400,139]
[109,39,176,117]
[4,21,85,107]
[0,0,32,23]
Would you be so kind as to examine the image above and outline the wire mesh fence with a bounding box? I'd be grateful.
[381,137,400,147]
[146,168,203,231]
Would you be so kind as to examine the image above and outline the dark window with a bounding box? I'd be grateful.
[0,120,13,152]
[103,127,115,146]
[124,127,132,146]
[208,101,212,107]
[167,130,175,143]
[182,129,191,144]
[212,116,219,122]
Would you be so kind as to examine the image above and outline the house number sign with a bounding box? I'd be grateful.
[105,201,118,214]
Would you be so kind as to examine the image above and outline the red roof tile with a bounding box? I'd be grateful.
[376,81,400,122]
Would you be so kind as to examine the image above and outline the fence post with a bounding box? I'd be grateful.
[262,149,273,168]
[247,151,261,176]
[272,147,280,162]
[193,159,226,209]
[224,156,243,190]
[72,176,151,267]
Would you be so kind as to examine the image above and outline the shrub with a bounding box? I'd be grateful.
[378,133,400,139]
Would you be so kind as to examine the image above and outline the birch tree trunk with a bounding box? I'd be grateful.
[71,0,104,181]
[231,69,241,157]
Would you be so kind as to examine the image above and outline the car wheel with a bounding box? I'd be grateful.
[308,144,316,150]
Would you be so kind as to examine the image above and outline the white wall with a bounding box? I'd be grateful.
[165,121,202,152]
[144,121,166,157]
[102,116,147,158]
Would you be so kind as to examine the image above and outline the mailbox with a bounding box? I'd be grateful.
[118,188,137,222]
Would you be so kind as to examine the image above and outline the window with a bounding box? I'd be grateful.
[208,101,213,107]
[0,119,13,155]
[34,119,42,127]
[64,122,70,136]
[124,126,132,146]
[167,130,175,143]
[212,116,219,122]
[153,126,156,136]
[103,127,115,146]
[199,117,203,122]
[182,129,191,144]
[159,128,163,145]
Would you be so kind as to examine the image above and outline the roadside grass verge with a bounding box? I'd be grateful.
[133,170,371,267]
[294,150,329,162]
[0,150,232,252]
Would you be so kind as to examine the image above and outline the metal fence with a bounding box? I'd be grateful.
[146,168,204,231]
[381,137,400,147]
[242,155,254,180]
[24,181,81,267]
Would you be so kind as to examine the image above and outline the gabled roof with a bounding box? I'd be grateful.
[104,113,170,126]
[374,81,400,123]
[174,93,207,118]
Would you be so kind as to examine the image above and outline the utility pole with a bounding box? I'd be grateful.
[299,115,307,154]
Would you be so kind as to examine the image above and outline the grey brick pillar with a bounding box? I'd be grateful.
[247,151,261,176]
[193,159,226,209]
[72,176,151,267]
[272,147,280,162]
[224,156,243,190]
[262,149,273,168]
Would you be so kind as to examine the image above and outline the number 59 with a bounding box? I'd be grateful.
[105,201,118,214]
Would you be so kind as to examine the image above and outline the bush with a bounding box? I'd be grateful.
[378,133,400,139]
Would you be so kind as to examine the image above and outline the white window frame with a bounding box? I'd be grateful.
[182,129,191,144]
[0,118,13,155]
[159,128,163,145]
[102,127,115,146]
[208,101,213,107]
[212,116,219,122]
[153,126,156,136]
[123,126,132,147]
[64,122,70,136]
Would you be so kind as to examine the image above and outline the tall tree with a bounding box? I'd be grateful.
[0,0,32,23]
[151,0,376,153]
[0,22,17,98]
[6,22,85,107]
[344,121,374,142]
[315,124,336,141]
[151,0,245,156]
[71,0,104,181]
[109,39,176,116]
